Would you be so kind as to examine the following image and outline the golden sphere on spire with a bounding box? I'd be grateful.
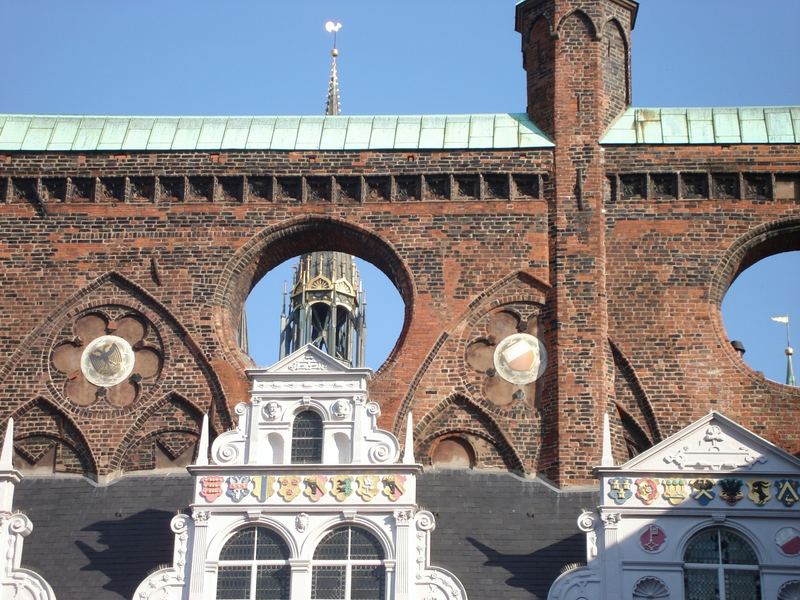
[332,48,339,57]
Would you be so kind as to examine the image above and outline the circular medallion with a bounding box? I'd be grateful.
[776,527,800,557]
[639,524,667,553]
[80,335,135,387]
[492,333,547,385]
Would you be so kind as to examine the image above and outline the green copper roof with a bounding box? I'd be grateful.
[0,113,553,152]
[602,107,800,145]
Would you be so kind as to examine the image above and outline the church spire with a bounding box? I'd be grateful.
[324,21,343,116]
[278,22,366,367]
[772,316,796,386]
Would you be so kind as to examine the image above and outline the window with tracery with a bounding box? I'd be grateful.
[291,410,323,464]
[216,526,291,600]
[311,526,386,600]
[683,528,761,600]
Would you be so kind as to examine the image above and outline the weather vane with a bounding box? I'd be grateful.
[325,21,343,56]
[771,315,796,386]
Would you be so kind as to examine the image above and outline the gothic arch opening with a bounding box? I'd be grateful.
[245,255,404,370]
[715,219,800,385]
[218,217,411,371]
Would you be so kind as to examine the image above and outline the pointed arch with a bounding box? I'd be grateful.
[9,396,97,477]
[609,338,662,443]
[614,403,652,459]
[0,270,231,431]
[601,17,631,123]
[396,270,549,432]
[556,9,600,41]
[415,394,525,473]
[112,391,206,472]
[525,14,553,40]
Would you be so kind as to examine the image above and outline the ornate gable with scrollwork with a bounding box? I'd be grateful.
[133,344,467,600]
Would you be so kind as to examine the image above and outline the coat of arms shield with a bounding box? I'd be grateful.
[277,476,301,502]
[719,478,744,506]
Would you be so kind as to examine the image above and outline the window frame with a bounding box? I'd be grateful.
[215,525,292,600]
[683,527,762,600]
[311,526,387,600]
[291,409,324,465]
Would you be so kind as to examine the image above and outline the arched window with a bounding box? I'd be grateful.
[684,528,761,600]
[311,526,386,600]
[216,526,291,600]
[291,410,323,464]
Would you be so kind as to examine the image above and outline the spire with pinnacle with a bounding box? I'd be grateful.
[277,22,367,368]
[771,316,796,386]
[324,21,342,116]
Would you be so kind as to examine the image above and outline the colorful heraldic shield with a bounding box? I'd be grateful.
[199,476,224,502]
[776,479,800,507]
[746,480,772,506]
[277,476,301,502]
[226,476,252,503]
[635,478,659,505]
[689,479,716,506]
[382,475,406,501]
[250,476,273,502]
[719,478,744,506]
[355,475,380,501]
[608,477,633,505]
[661,480,687,506]
[303,475,328,502]
[330,475,354,502]
[775,527,800,557]
[640,525,667,553]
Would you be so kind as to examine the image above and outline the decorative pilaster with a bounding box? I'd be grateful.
[289,559,311,600]
[188,510,210,600]
[394,509,414,599]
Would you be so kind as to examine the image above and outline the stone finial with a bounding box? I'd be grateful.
[403,413,415,464]
[601,412,614,467]
[0,418,14,470]
[196,414,209,466]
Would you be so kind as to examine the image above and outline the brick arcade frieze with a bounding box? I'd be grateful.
[0,171,547,207]
[607,171,800,202]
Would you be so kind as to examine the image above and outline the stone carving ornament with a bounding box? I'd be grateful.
[332,399,351,418]
[465,307,545,407]
[632,577,670,600]
[50,308,163,408]
[778,581,800,600]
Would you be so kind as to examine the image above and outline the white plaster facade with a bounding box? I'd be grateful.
[549,412,800,600]
[133,345,466,600]
[0,419,57,600]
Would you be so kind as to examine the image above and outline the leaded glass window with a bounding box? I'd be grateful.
[684,528,761,600]
[216,527,291,600]
[311,526,386,600]
[292,410,324,464]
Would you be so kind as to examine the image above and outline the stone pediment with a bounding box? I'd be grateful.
[264,344,351,375]
[614,412,800,475]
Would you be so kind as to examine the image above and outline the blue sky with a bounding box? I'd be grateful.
[2,0,798,380]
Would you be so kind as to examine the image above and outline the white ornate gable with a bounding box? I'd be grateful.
[551,411,800,600]
[265,344,350,375]
[211,344,399,467]
[137,345,468,600]
[616,411,800,474]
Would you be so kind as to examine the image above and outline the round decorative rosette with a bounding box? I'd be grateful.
[465,308,547,407]
[50,309,163,408]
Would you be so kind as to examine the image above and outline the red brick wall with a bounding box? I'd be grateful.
[1,0,799,487]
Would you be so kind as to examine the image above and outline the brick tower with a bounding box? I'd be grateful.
[516,0,638,483]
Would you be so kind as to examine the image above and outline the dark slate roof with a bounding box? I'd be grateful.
[15,471,595,600]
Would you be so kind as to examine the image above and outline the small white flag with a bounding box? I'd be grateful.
[772,316,790,324]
